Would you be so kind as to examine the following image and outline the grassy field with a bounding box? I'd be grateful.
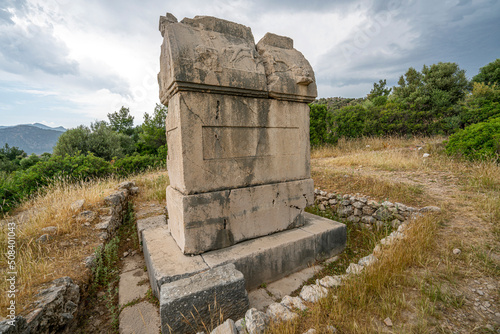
[0,170,169,318]
[1,136,498,332]
[269,136,500,333]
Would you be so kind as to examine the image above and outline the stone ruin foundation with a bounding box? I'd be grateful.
[159,13,318,255]
[142,13,347,333]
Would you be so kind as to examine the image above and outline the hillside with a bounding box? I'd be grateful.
[0,124,66,155]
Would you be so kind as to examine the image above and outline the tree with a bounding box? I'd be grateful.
[108,106,134,136]
[473,58,500,86]
[393,62,470,110]
[367,79,392,100]
[53,122,135,160]
[138,104,167,155]
[53,126,91,157]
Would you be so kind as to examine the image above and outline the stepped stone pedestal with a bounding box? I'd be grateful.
[148,13,346,333]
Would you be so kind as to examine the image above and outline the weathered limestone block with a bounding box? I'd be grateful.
[167,179,314,254]
[159,15,267,102]
[160,263,249,334]
[166,92,311,195]
[256,33,317,102]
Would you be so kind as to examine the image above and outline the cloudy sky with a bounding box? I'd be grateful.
[1,0,499,128]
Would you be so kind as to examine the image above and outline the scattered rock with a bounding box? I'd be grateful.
[234,319,245,333]
[316,275,342,288]
[337,205,353,217]
[70,199,85,211]
[94,222,109,230]
[37,234,52,243]
[346,263,364,275]
[347,215,360,223]
[419,206,441,213]
[303,329,316,334]
[453,248,461,255]
[361,216,376,224]
[374,207,392,221]
[358,254,378,267]
[281,295,307,311]
[245,308,269,334]
[41,226,58,234]
[383,317,393,327]
[266,303,298,321]
[422,153,430,158]
[299,284,328,303]
[84,254,96,268]
[326,325,337,333]
[211,319,238,334]
[77,210,97,223]
[318,204,326,211]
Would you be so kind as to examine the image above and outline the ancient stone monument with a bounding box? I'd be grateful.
[159,13,317,255]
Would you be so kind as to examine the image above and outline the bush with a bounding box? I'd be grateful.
[113,154,164,176]
[309,104,336,146]
[445,117,500,161]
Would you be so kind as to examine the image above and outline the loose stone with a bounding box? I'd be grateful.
[266,303,298,321]
[281,295,307,311]
[245,308,269,334]
[299,284,328,303]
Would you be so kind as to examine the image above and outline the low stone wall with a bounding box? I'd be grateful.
[314,189,440,229]
[0,182,137,334]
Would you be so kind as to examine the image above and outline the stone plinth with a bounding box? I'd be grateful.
[160,263,249,334]
[159,14,317,255]
[142,213,346,296]
[167,179,314,254]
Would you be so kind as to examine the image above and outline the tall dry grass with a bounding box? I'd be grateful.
[268,213,442,333]
[0,176,123,316]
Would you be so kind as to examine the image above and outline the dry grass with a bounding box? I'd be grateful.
[134,171,169,204]
[269,136,500,333]
[268,213,442,333]
[0,176,125,316]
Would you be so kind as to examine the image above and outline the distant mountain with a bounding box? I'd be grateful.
[0,124,67,155]
[30,123,67,132]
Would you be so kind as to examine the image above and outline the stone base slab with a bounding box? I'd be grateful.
[160,263,249,334]
[141,212,346,297]
[166,178,314,254]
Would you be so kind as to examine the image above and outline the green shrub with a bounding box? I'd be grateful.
[113,154,164,176]
[445,117,500,161]
[310,104,336,146]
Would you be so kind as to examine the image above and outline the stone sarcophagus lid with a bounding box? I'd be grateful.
[159,13,317,254]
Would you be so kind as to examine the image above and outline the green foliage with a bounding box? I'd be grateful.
[393,62,470,110]
[312,97,365,112]
[445,117,500,161]
[53,125,91,156]
[107,106,135,136]
[0,144,26,173]
[138,104,167,155]
[113,154,164,176]
[473,58,500,86]
[19,154,40,170]
[459,82,500,127]
[367,79,391,100]
[309,104,335,146]
[54,122,134,160]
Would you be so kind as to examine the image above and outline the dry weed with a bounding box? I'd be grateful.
[0,176,123,316]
